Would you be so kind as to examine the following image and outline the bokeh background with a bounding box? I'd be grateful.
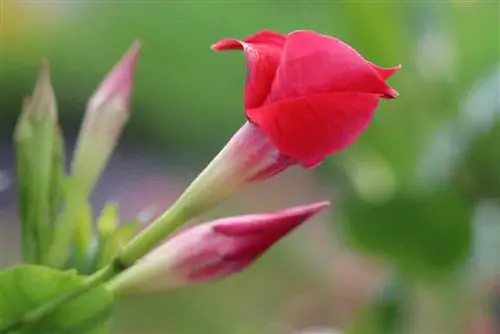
[0,1,499,333]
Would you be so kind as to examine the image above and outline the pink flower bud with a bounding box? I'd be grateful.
[109,201,329,293]
[70,41,141,196]
[87,40,141,115]
[44,42,142,268]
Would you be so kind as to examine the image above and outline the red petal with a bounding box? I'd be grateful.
[213,202,329,261]
[247,92,380,167]
[187,259,250,282]
[369,62,402,80]
[212,30,287,109]
[266,30,398,104]
[213,201,329,236]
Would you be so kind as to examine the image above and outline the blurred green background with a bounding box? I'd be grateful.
[0,1,499,333]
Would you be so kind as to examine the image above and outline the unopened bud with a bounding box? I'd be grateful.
[71,41,141,196]
[45,42,141,268]
[14,61,60,263]
[109,201,329,294]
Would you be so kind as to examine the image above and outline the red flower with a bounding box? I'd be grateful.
[212,30,400,167]
[109,201,330,292]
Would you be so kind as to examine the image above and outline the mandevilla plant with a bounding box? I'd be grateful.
[0,29,400,333]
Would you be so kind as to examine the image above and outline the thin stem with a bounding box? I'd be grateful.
[43,189,82,268]
[117,201,188,266]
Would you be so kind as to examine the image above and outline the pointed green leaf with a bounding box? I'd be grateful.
[0,265,114,333]
[44,194,86,269]
[48,127,66,227]
[92,202,120,271]
[94,220,140,271]
[15,116,37,263]
[97,202,119,237]
[72,201,95,273]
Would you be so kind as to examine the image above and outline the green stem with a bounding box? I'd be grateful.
[43,190,82,267]
[117,201,188,266]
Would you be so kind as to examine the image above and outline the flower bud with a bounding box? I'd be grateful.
[109,201,329,293]
[44,42,141,268]
[70,41,141,196]
[18,61,57,126]
[14,61,61,263]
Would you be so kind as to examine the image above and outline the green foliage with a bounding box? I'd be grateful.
[94,204,140,271]
[342,187,473,278]
[12,63,67,267]
[48,128,67,237]
[347,278,405,334]
[71,201,140,274]
[459,121,500,199]
[0,265,114,334]
[97,203,120,238]
[72,201,94,273]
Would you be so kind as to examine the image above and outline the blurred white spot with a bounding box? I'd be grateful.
[416,65,500,189]
[460,65,500,134]
[0,170,11,192]
[136,205,158,225]
[416,121,467,189]
[17,1,85,21]
[295,328,343,334]
[416,30,455,81]
[468,200,500,281]
[343,153,397,204]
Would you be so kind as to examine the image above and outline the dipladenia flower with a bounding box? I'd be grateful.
[70,41,141,196]
[171,30,399,216]
[212,30,401,167]
[109,201,329,293]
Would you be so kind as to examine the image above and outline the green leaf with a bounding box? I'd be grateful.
[0,265,114,334]
[468,200,500,282]
[347,278,404,334]
[94,220,140,271]
[341,187,473,278]
[44,194,87,269]
[92,202,120,271]
[48,127,66,230]
[15,126,37,263]
[458,121,500,199]
[97,202,119,237]
[73,201,95,273]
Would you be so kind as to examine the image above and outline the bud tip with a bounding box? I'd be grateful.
[34,59,52,96]
[91,40,142,110]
